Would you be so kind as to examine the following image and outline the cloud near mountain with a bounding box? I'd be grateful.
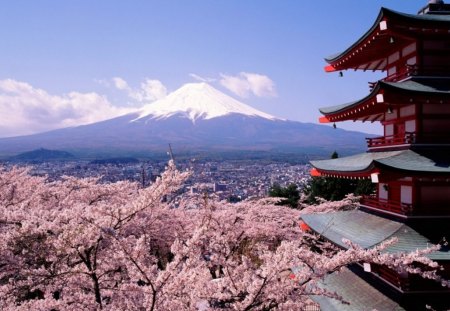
[219,72,277,98]
[0,79,133,138]
[112,77,168,103]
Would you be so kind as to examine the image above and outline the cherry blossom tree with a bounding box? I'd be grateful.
[0,162,447,310]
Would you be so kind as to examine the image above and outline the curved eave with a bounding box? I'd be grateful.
[310,167,375,179]
[382,78,450,95]
[374,150,450,174]
[309,151,403,176]
[319,78,450,123]
[318,83,385,123]
[310,150,450,178]
[324,7,450,72]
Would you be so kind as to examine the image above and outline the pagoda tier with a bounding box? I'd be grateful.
[319,78,450,150]
[309,2,450,309]
[311,149,450,218]
[325,7,450,81]
[301,210,450,310]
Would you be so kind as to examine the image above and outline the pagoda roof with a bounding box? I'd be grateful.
[301,210,450,260]
[310,267,405,311]
[310,149,450,176]
[325,8,450,72]
[385,78,450,93]
[319,78,450,123]
[311,151,400,174]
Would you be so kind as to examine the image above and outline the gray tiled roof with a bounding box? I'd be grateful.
[301,210,450,260]
[325,8,450,63]
[319,78,450,115]
[319,100,366,115]
[393,8,450,22]
[310,150,450,174]
[376,150,450,172]
[384,78,450,93]
[310,151,402,173]
[310,267,405,311]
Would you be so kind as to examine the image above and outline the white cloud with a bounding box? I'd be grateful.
[189,73,216,83]
[219,72,277,98]
[112,77,167,103]
[112,77,129,91]
[0,79,133,138]
[136,79,167,102]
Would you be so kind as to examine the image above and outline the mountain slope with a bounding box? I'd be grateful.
[0,83,370,158]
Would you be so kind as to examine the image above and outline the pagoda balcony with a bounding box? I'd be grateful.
[371,264,447,292]
[360,195,413,216]
[361,196,450,217]
[366,132,415,149]
[380,64,450,84]
[371,264,408,290]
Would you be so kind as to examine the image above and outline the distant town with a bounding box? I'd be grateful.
[2,157,311,202]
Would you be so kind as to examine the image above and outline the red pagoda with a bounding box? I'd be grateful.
[304,1,450,310]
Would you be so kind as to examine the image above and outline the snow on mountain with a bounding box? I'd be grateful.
[134,82,279,122]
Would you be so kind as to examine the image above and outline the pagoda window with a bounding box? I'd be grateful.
[400,185,413,205]
[402,42,416,57]
[406,56,417,66]
[400,105,415,118]
[405,119,416,133]
[388,51,400,64]
[385,124,394,136]
[379,183,388,200]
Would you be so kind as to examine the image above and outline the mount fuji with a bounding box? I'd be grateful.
[0,83,368,158]
[136,82,278,122]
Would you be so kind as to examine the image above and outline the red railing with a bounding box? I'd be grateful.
[406,64,450,78]
[372,264,412,291]
[366,132,415,149]
[362,196,450,217]
[361,195,413,215]
[374,265,403,288]
[369,64,450,87]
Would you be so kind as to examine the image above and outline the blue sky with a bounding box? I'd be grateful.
[0,1,427,137]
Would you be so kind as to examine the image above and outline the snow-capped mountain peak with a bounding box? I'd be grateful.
[135,82,278,122]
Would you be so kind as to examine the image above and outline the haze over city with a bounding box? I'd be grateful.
[0,1,426,138]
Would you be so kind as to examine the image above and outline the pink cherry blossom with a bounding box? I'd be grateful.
[0,162,446,310]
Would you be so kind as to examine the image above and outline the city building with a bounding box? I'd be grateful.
[304,1,450,309]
